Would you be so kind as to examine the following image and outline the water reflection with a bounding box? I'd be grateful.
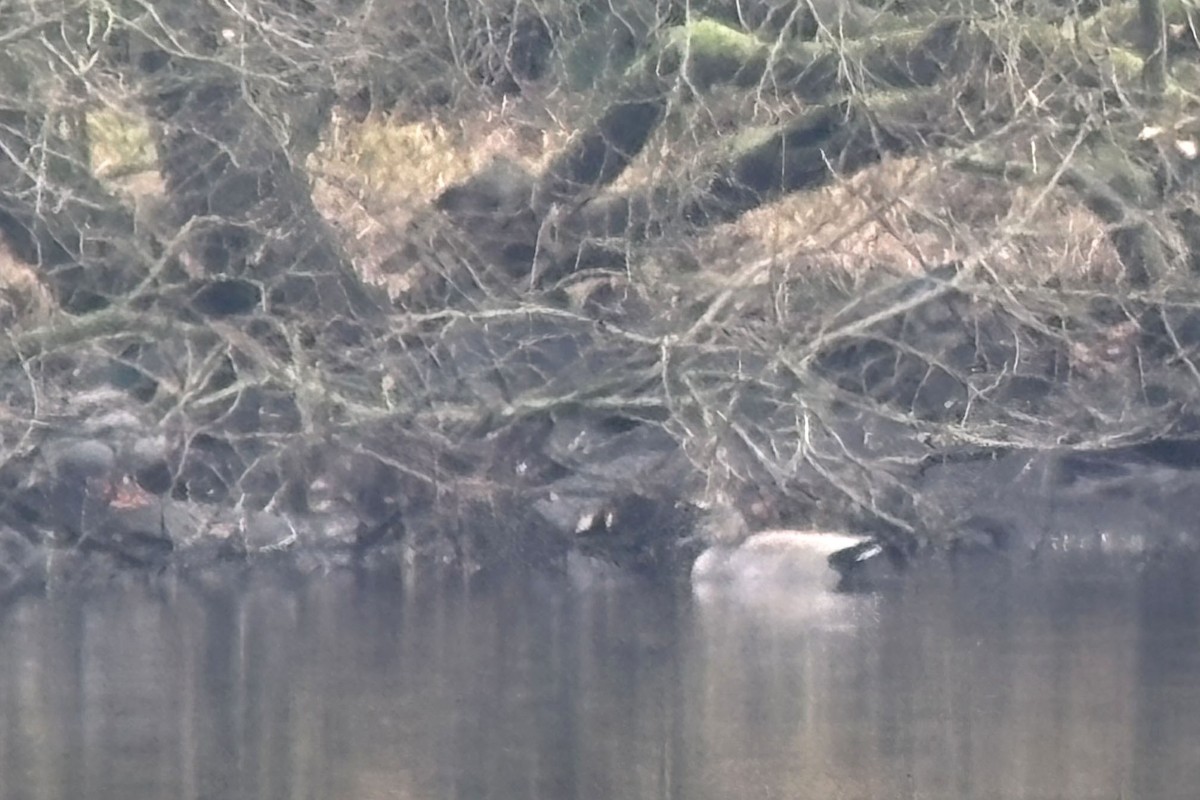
[0,555,1198,800]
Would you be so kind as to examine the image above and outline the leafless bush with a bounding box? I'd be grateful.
[2,0,1199,567]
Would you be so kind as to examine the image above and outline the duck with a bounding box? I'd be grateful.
[691,529,873,590]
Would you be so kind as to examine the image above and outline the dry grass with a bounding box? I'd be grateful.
[1,96,1120,329]
[308,97,571,294]
[0,239,53,328]
[661,154,1119,321]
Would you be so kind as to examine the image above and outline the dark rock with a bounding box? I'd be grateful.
[44,439,117,542]
[1130,438,1200,470]
[92,527,175,567]
[189,277,262,316]
[241,510,298,553]
[570,494,701,576]
[83,499,174,566]
[50,439,116,482]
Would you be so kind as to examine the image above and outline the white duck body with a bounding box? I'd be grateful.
[691,529,869,592]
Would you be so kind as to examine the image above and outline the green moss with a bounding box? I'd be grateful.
[727,125,780,156]
[675,19,766,65]
[87,109,156,178]
[1082,0,1200,47]
[1099,45,1191,105]
[652,18,769,89]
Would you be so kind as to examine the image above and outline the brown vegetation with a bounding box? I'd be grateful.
[3,0,1200,573]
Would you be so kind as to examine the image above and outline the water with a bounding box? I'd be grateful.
[1,554,1198,800]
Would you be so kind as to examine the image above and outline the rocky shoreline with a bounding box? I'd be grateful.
[5,399,1200,603]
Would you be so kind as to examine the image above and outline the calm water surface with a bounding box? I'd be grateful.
[1,554,1198,800]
